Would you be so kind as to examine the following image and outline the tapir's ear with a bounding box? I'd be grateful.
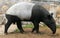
[48,15,52,19]
[50,13,53,16]
[48,13,53,19]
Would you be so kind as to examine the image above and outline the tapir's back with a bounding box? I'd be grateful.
[6,2,35,20]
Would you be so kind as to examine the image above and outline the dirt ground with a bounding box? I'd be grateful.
[0,26,60,38]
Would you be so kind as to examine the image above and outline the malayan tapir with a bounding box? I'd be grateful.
[5,2,56,34]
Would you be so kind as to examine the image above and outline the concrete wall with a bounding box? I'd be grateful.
[0,0,60,25]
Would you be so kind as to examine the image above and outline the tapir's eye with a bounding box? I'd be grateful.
[48,15,52,19]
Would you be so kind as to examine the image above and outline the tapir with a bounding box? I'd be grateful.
[5,2,56,34]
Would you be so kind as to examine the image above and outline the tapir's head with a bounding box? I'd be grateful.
[42,13,56,34]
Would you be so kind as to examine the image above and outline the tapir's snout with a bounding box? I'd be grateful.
[50,22,56,34]
[42,17,56,34]
[52,24,56,34]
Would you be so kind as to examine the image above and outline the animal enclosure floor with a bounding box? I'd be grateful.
[0,25,60,38]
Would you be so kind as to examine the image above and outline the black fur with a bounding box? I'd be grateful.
[5,14,24,34]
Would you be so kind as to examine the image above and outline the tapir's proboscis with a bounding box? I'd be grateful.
[5,2,56,34]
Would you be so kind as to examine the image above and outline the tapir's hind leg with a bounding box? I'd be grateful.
[16,21,24,33]
[4,20,12,34]
[4,14,13,34]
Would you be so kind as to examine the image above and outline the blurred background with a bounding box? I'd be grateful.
[0,0,60,25]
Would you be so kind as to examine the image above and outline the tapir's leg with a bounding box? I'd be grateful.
[4,20,12,34]
[32,24,39,33]
[36,24,39,33]
[32,20,39,33]
[16,21,24,33]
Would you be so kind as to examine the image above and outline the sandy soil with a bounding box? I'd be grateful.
[0,26,60,38]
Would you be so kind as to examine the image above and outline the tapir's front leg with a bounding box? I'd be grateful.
[32,20,39,33]
[32,24,39,33]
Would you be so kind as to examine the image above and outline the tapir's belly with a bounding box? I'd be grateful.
[6,2,35,20]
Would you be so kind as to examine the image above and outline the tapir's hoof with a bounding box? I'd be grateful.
[4,33,8,35]
[4,32,8,35]
[36,31,40,33]
[31,30,34,33]
[52,31,56,34]
[20,30,24,33]
[20,32,24,34]
[31,31,34,33]
[31,29,35,33]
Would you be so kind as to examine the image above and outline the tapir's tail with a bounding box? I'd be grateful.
[0,14,7,25]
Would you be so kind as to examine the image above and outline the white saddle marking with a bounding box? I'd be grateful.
[6,2,35,20]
